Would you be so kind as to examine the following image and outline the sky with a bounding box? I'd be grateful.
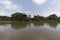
[0,0,60,17]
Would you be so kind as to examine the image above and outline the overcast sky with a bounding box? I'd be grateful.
[0,0,60,17]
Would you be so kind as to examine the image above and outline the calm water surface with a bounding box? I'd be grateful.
[0,22,60,40]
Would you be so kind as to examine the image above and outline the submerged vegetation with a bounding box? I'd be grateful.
[0,12,60,22]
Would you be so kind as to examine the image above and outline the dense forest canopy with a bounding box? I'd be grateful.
[0,12,60,22]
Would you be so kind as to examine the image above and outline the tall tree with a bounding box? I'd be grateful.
[47,14,57,20]
[11,12,28,21]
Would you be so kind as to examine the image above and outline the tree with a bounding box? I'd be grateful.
[34,15,40,21]
[47,14,57,20]
[0,16,11,21]
[11,12,28,21]
[33,15,45,21]
[28,15,31,21]
[57,17,60,21]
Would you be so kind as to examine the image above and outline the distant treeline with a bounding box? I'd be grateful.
[0,12,60,22]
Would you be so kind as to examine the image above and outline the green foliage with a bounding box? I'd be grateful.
[0,16,11,21]
[47,14,57,20]
[57,17,60,21]
[11,12,28,21]
[33,15,45,21]
[0,12,60,22]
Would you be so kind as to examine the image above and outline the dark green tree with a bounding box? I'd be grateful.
[11,12,28,21]
[0,16,11,21]
[33,15,45,21]
[47,14,57,20]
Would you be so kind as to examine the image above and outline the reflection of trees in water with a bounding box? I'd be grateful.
[46,21,59,27]
[11,21,59,29]
[0,21,10,25]
[11,21,28,29]
[27,22,34,27]
[33,21,45,27]
[32,21,59,27]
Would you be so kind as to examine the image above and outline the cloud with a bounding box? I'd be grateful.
[0,0,23,16]
[33,0,47,5]
[0,11,10,16]
[39,0,60,17]
[51,0,57,6]
[0,0,21,11]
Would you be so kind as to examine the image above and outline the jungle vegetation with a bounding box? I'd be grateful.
[0,12,60,22]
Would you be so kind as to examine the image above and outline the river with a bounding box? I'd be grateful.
[0,21,60,40]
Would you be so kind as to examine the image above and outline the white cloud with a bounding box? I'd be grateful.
[0,0,21,11]
[0,11,10,16]
[51,0,57,6]
[40,0,60,17]
[0,0,22,16]
[41,7,60,17]
[42,10,60,17]
[33,0,47,5]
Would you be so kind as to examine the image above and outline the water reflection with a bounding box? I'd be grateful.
[0,22,60,40]
[11,21,28,29]
[47,22,58,27]
[30,21,58,27]
[10,21,59,29]
[33,22,45,27]
[0,22,10,25]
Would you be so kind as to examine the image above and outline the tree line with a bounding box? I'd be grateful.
[0,12,60,22]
